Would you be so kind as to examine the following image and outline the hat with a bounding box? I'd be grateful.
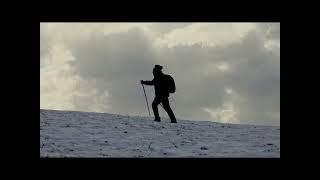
[153,65,163,72]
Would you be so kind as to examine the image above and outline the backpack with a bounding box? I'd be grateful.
[166,75,176,93]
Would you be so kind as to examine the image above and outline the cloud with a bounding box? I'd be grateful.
[40,23,280,126]
[67,28,158,115]
[40,39,110,113]
[154,23,257,48]
[148,23,193,34]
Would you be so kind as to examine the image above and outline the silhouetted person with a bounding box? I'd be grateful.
[141,65,177,123]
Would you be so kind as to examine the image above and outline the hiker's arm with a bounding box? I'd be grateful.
[141,79,154,85]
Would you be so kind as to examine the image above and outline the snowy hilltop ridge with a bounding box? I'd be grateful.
[40,109,280,158]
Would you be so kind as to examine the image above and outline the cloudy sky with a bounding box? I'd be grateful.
[40,23,280,126]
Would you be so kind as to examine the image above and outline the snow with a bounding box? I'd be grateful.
[40,109,280,157]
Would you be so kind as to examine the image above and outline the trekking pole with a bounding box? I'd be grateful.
[141,84,151,117]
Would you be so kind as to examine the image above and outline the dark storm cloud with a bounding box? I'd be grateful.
[68,28,158,115]
[222,31,280,124]
[152,29,280,124]
[64,24,280,125]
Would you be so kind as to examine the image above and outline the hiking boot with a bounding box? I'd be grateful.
[170,117,177,123]
[154,117,161,122]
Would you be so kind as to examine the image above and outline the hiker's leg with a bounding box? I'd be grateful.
[152,97,161,121]
[161,97,177,123]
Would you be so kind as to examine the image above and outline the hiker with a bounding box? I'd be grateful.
[141,65,177,123]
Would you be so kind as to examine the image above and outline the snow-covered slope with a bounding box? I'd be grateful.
[40,109,280,157]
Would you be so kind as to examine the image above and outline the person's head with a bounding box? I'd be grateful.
[153,65,163,77]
